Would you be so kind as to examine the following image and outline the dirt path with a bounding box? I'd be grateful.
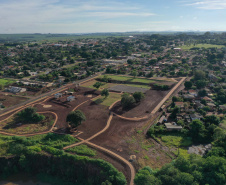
[63,112,113,149]
[86,141,135,185]
[151,77,186,114]
[0,111,58,137]
[63,112,135,185]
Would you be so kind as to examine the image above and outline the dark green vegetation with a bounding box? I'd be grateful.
[121,92,145,109]
[101,89,109,98]
[66,110,86,128]
[134,155,226,185]
[0,133,126,185]
[16,107,45,123]
[121,93,136,109]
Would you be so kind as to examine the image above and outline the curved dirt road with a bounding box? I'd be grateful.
[0,111,58,137]
[63,112,113,149]
[86,140,135,185]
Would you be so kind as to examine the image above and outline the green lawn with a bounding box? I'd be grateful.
[93,92,121,107]
[100,75,154,84]
[181,44,225,50]
[160,133,192,147]
[82,79,150,90]
[0,78,15,86]
[65,144,96,156]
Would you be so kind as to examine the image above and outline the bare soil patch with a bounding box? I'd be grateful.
[0,113,54,134]
[112,89,169,118]
[0,92,29,108]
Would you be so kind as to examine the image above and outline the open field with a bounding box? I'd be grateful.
[0,93,29,108]
[0,78,15,86]
[181,44,225,50]
[0,113,54,134]
[82,79,151,90]
[100,75,154,84]
[92,92,121,107]
[159,132,192,147]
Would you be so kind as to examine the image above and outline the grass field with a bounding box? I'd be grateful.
[93,92,121,107]
[0,78,15,86]
[160,133,192,147]
[65,144,96,156]
[100,75,154,84]
[81,79,151,90]
[181,44,225,50]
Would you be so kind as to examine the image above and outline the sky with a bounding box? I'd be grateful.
[0,0,226,33]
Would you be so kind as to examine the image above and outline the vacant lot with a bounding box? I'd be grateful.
[181,44,225,50]
[93,92,121,107]
[0,78,15,86]
[0,113,54,134]
[0,93,29,108]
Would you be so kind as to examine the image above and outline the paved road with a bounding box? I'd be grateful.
[0,73,101,116]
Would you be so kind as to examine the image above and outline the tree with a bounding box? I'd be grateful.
[16,107,45,123]
[101,89,109,99]
[198,89,207,97]
[66,110,86,128]
[133,92,145,103]
[196,80,207,89]
[184,81,192,89]
[131,70,137,78]
[93,82,103,90]
[121,93,135,109]
[205,115,220,126]
[194,70,205,81]
[189,120,206,142]
[127,59,133,64]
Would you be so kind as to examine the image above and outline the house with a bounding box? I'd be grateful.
[206,102,216,110]
[158,116,167,124]
[188,90,197,97]
[185,115,192,123]
[176,115,184,121]
[175,102,184,108]
[219,105,226,111]
[190,114,203,121]
[203,96,213,102]
[67,95,75,102]
[55,93,62,99]
[183,94,195,100]
[8,86,26,94]
[164,122,183,131]
[195,102,204,109]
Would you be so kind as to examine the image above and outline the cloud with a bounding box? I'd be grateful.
[0,0,157,33]
[185,0,226,10]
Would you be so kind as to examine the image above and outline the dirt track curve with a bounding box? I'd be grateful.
[0,76,187,185]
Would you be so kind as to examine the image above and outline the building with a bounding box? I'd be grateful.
[190,114,203,121]
[8,86,26,94]
[164,123,183,131]
[158,116,167,124]
[55,93,63,99]
[67,95,75,102]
